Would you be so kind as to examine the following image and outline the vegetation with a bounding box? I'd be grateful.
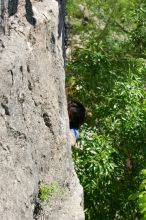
[66,0,146,219]
[39,182,61,203]
[129,169,146,220]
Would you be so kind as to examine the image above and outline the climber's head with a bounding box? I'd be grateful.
[68,100,86,129]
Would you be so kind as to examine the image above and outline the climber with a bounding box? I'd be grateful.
[68,100,86,146]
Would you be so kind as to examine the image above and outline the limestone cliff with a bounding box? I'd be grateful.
[0,0,84,219]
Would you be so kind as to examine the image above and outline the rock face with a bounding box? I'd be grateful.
[0,1,84,219]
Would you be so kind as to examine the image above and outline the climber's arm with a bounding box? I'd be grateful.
[70,128,79,146]
[70,131,76,146]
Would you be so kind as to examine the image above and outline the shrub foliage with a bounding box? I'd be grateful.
[66,0,146,219]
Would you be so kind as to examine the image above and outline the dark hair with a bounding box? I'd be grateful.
[68,100,86,129]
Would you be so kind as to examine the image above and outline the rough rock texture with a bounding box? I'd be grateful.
[0,1,84,219]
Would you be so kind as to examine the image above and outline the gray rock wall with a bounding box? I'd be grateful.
[0,0,84,219]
